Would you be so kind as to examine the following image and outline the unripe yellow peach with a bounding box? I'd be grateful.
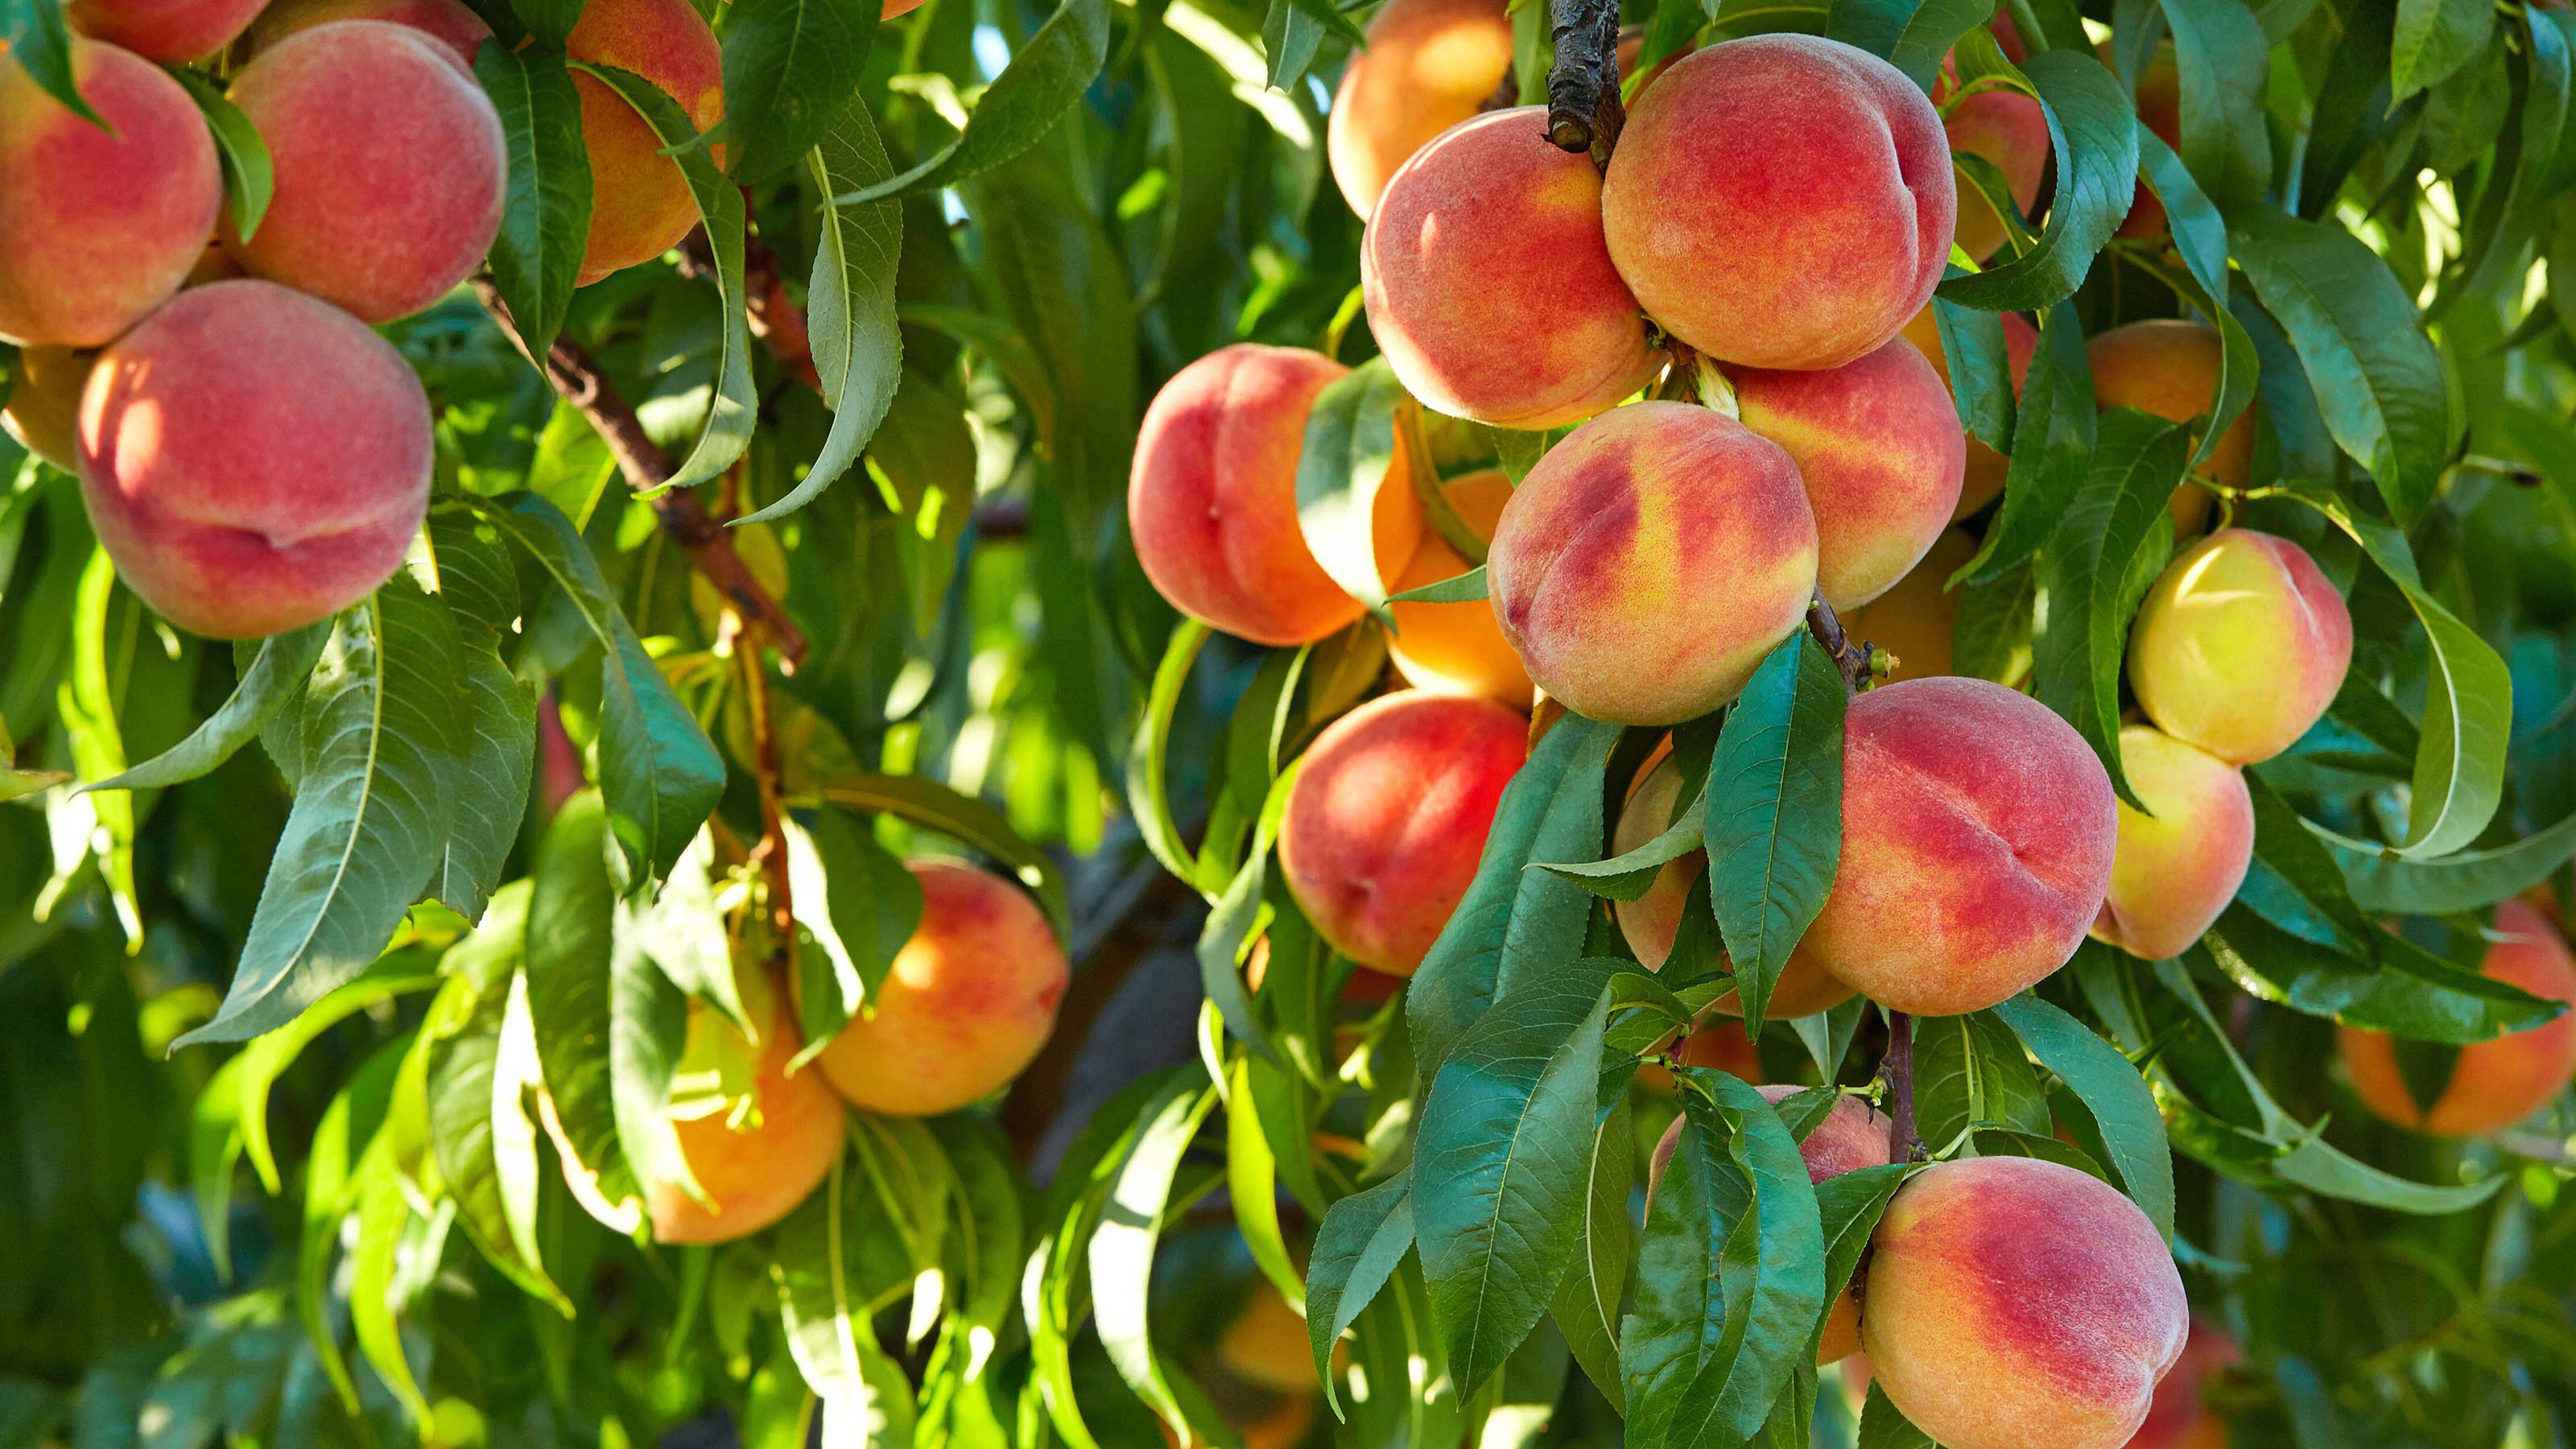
[2126,529,2352,766]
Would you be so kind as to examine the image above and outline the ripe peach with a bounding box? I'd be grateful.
[1899,304,2037,520]
[1278,691,1526,975]
[1612,751,1856,1018]
[1863,1158,2187,1449]
[1128,344,1422,646]
[2091,726,2252,962]
[1838,527,1976,683]
[1803,677,2116,1015]
[5,346,93,472]
[2087,320,2253,536]
[2128,1319,2239,1449]
[1649,1086,1890,1363]
[1602,35,1955,370]
[224,21,506,323]
[0,39,219,349]
[2127,530,2352,766]
[646,1003,847,1245]
[1388,469,1534,704]
[1726,336,1965,609]
[1325,0,1509,220]
[802,860,1070,1117]
[2339,901,2576,1136]
[1485,401,1818,724]
[1361,106,1659,428]
[1217,1282,1319,1393]
[76,280,432,638]
[245,0,493,71]
[566,0,724,284]
[2116,46,2182,240]
[1939,76,2049,262]
[68,0,266,60]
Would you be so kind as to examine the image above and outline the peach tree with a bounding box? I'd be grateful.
[2,0,2575,1443]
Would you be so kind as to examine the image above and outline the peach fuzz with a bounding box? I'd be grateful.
[68,0,266,60]
[646,1003,847,1245]
[1278,691,1525,974]
[2089,320,2254,536]
[2128,1319,2240,1449]
[1839,527,1977,683]
[1361,106,1658,428]
[567,0,724,284]
[1388,469,1534,704]
[0,40,218,349]
[1649,1087,1890,1363]
[2339,900,2576,1136]
[1612,752,1856,1018]
[1804,677,2116,1016]
[1326,0,1510,220]
[76,281,432,639]
[803,860,1070,1117]
[2127,529,2353,766]
[224,22,506,324]
[1603,35,1955,370]
[2091,726,2252,962]
[5,346,93,473]
[246,0,493,71]
[1725,335,1964,610]
[1486,401,1818,725]
[1129,345,1422,646]
[1864,1158,2186,1449]
[1899,304,2037,520]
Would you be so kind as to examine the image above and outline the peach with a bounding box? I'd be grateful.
[2339,900,2576,1136]
[1838,527,1976,683]
[1128,344,1422,646]
[1804,678,2116,1015]
[1612,752,1856,1017]
[1940,76,2049,262]
[76,280,432,638]
[0,39,219,349]
[566,0,724,284]
[1649,1086,1890,1363]
[2090,726,2252,962]
[1216,1282,1318,1393]
[224,21,506,323]
[1637,1013,1766,1094]
[5,346,93,472]
[2128,1319,2239,1449]
[1899,304,2037,520]
[646,1002,846,1245]
[245,0,493,71]
[67,0,267,60]
[1388,469,1534,704]
[2116,46,2182,240]
[1863,1158,2187,1449]
[1361,106,1659,428]
[2088,320,2254,536]
[2127,529,2352,766]
[1726,336,1965,609]
[1484,401,1818,724]
[1602,35,1955,370]
[1278,691,1526,975]
[1325,0,1509,220]
[805,860,1067,1117]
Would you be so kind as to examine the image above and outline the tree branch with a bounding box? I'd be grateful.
[1805,596,1873,694]
[473,279,808,671]
[1880,1010,1919,1161]
[1546,0,1623,162]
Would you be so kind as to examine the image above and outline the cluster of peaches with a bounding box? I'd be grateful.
[3,0,723,639]
[1131,11,2576,1449]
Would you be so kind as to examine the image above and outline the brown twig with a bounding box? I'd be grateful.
[1546,0,1624,163]
[473,279,809,671]
[738,627,795,973]
[1880,1011,1920,1161]
[1805,597,1873,695]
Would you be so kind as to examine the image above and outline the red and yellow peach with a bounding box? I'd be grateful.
[2091,726,2252,962]
[2088,320,2255,536]
[565,0,724,283]
[245,0,493,71]
[68,0,267,60]
[2126,529,2352,766]
[2339,900,2576,1136]
[1325,0,1511,220]
[646,1001,847,1245]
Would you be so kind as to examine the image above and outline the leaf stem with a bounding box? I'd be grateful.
[1803,596,1874,695]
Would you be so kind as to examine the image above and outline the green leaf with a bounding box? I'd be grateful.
[477,493,724,887]
[165,67,274,243]
[423,511,535,919]
[1090,1077,1220,1438]
[1389,564,1489,605]
[1706,633,1846,1030]
[571,61,753,489]
[1991,993,2174,1240]
[2197,909,2554,1043]
[2391,0,2493,99]
[2231,208,2453,526]
[87,625,326,799]
[1410,715,1619,1081]
[785,809,924,1063]
[1194,766,1292,1065]
[1295,357,1410,627]
[1814,1162,1909,1356]
[1125,618,1207,888]
[1307,1174,1414,1415]
[1550,1090,1633,1414]
[2271,1129,2505,1213]
[1825,0,1993,89]
[832,0,1109,204]
[176,582,466,1048]
[352,1161,430,1429]
[717,0,873,184]
[1935,46,2137,313]
[1930,290,2013,451]
[475,41,591,361]
[1954,302,2095,586]
[818,773,1069,939]
[522,789,638,1227]
[1414,961,1614,1396]
[3,0,94,124]
[55,547,138,948]
[1541,777,1703,902]
[2157,0,2272,211]
[233,950,440,1191]
[1228,1056,1306,1311]
[425,981,571,1311]
[1856,1383,1938,1448]
[1910,1009,2049,1151]
[772,1158,920,1447]
[740,104,905,526]
[2327,810,2576,915]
